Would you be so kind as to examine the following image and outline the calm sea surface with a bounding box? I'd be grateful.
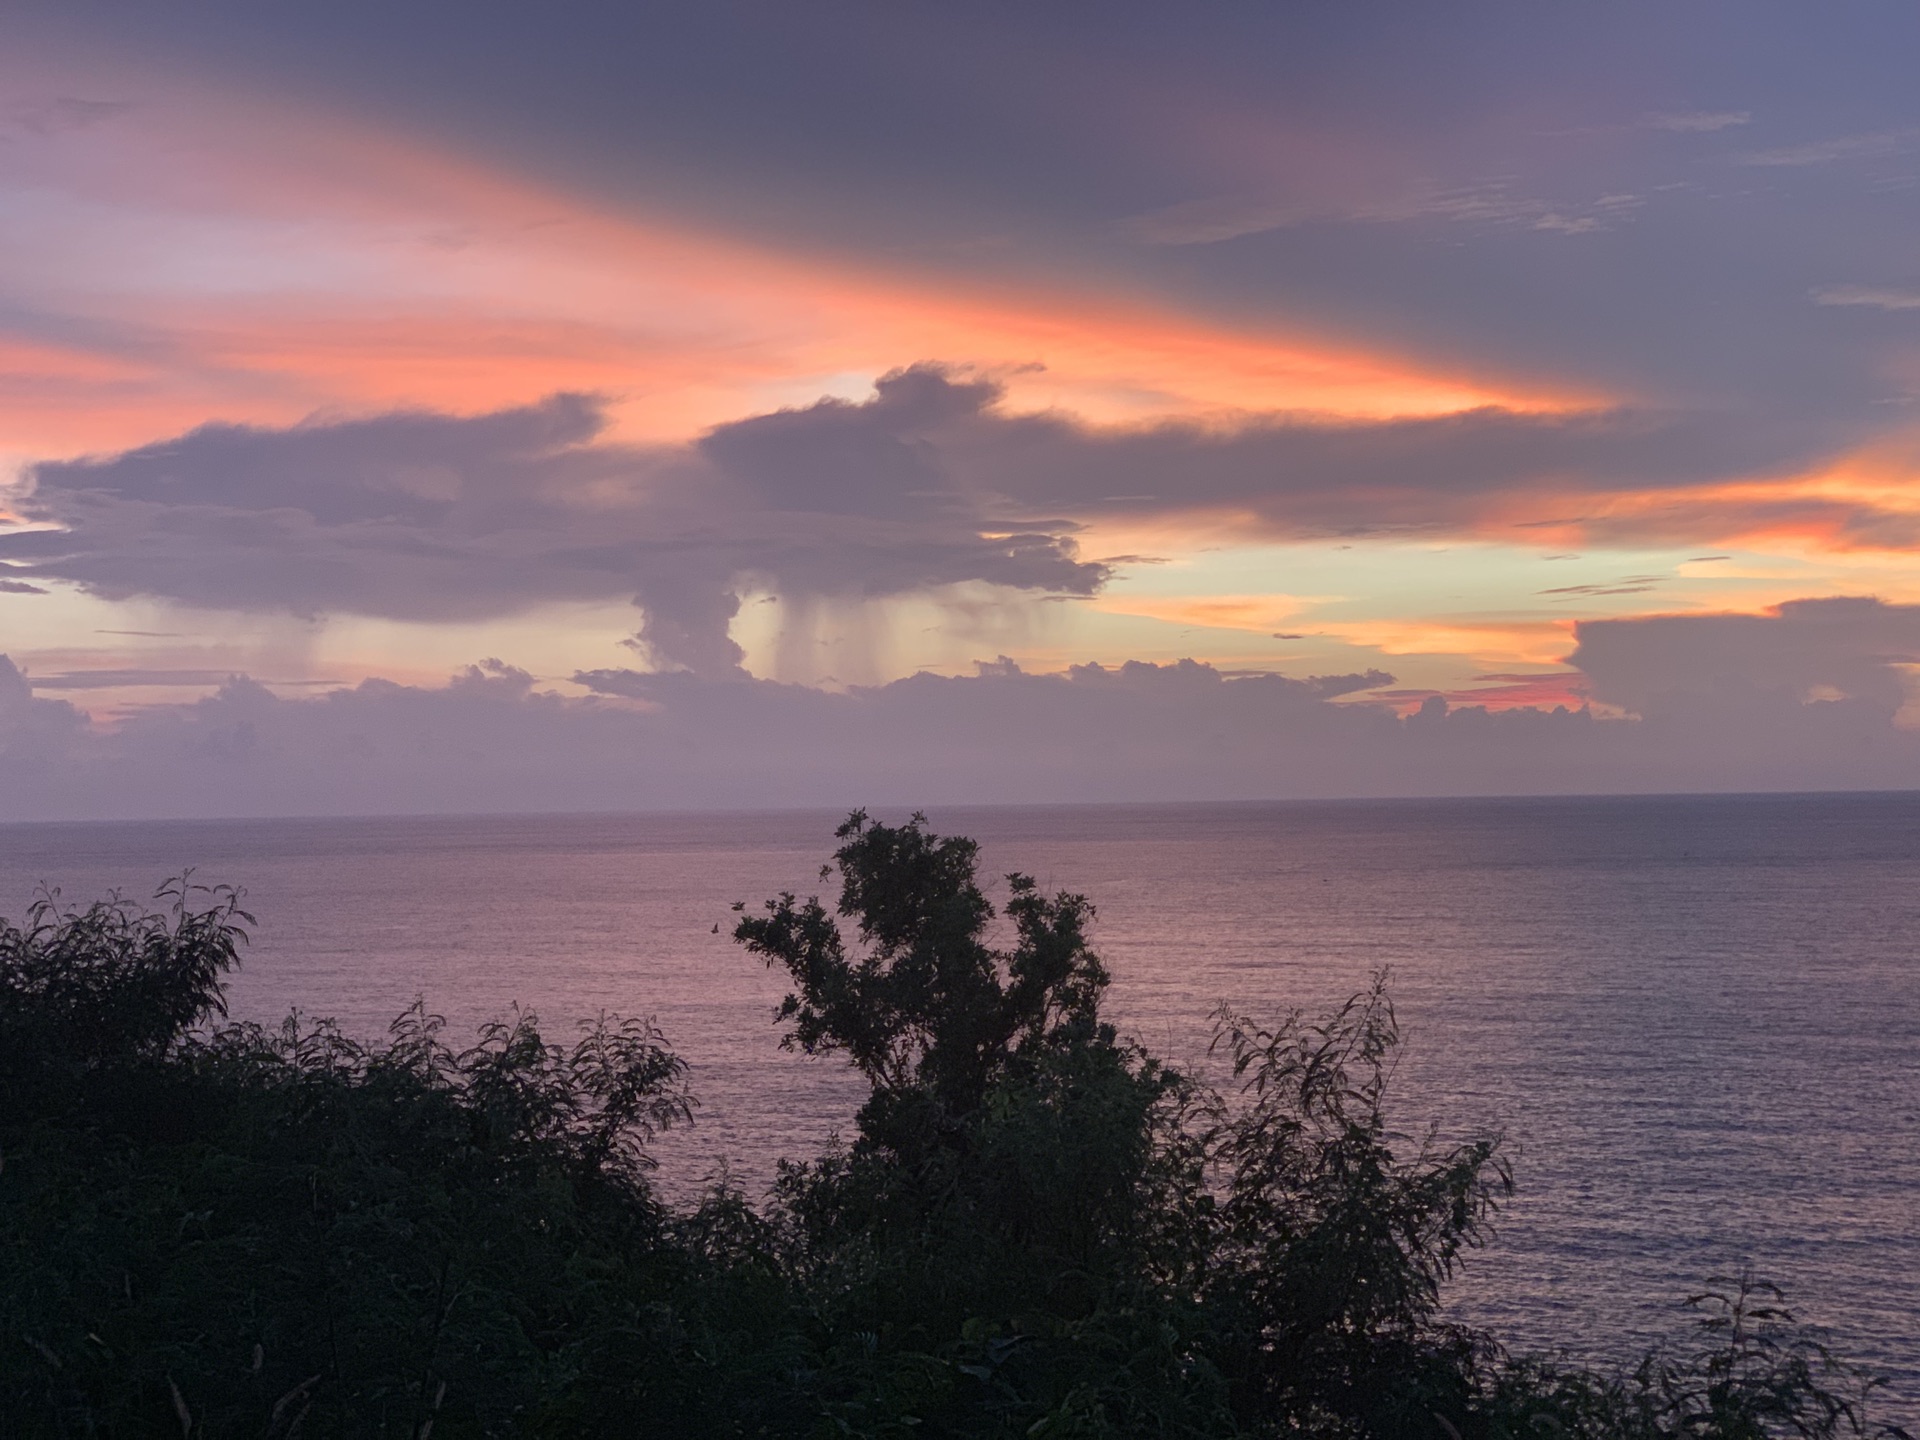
[3,795,1916,1414]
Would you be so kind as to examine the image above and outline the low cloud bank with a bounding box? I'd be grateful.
[4,598,1917,821]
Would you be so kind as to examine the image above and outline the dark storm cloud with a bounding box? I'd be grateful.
[0,376,1106,675]
[5,595,1918,820]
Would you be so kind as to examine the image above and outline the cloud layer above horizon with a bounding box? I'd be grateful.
[8,368,1916,675]
[6,596,1918,820]
[6,0,1920,810]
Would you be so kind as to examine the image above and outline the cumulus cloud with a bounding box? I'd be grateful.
[4,596,1917,820]
[1571,595,1920,719]
[0,656,89,782]
[1,374,1105,676]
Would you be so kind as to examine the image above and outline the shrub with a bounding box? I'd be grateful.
[0,887,702,1437]
[0,876,249,1112]
[1195,983,1509,1433]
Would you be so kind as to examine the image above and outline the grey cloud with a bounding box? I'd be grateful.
[5,596,1919,820]
[0,651,1499,819]
[1121,181,1642,247]
[2,377,1106,677]
[1,368,1884,668]
[628,560,753,678]
[1813,285,1920,312]
[1530,214,1599,236]
[0,579,46,594]
[0,656,88,779]
[1570,595,1920,720]
[1644,111,1752,133]
[612,372,1829,547]
[2,394,623,624]
[1301,670,1395,699]
[931,383,1829,544]
[25,669,253,690]
[1740,129,1920,167]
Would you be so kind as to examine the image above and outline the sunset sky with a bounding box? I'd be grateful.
[7,2,1920,814]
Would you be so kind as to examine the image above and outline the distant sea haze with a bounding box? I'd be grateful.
[4,794,1916,1420]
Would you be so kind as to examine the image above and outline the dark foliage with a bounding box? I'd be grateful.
[0,877,249,1111]
[1195,986,1509,1433]
[0,820,1907,1439]
[734,810,1118,1164]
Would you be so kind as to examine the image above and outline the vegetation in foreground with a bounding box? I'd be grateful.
[0,814,1907,1438]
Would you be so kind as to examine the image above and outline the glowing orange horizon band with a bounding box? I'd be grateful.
[0,68,1597,464]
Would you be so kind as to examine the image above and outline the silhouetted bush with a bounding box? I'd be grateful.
[0,816,1907,1438]
[0,877,248,1115]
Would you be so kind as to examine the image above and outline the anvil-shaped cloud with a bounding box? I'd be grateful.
[2,371,1108,675]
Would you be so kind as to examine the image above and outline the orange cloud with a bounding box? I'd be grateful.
[1086,592,1319,632]
[0,70,1594,463]
[1451,442,1920,555]
[1314,616,1575,667]
[1374,679,1597,718]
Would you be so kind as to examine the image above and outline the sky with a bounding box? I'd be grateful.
[6,1,1920,816]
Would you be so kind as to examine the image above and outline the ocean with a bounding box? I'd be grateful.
[3,794,1916,1413]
